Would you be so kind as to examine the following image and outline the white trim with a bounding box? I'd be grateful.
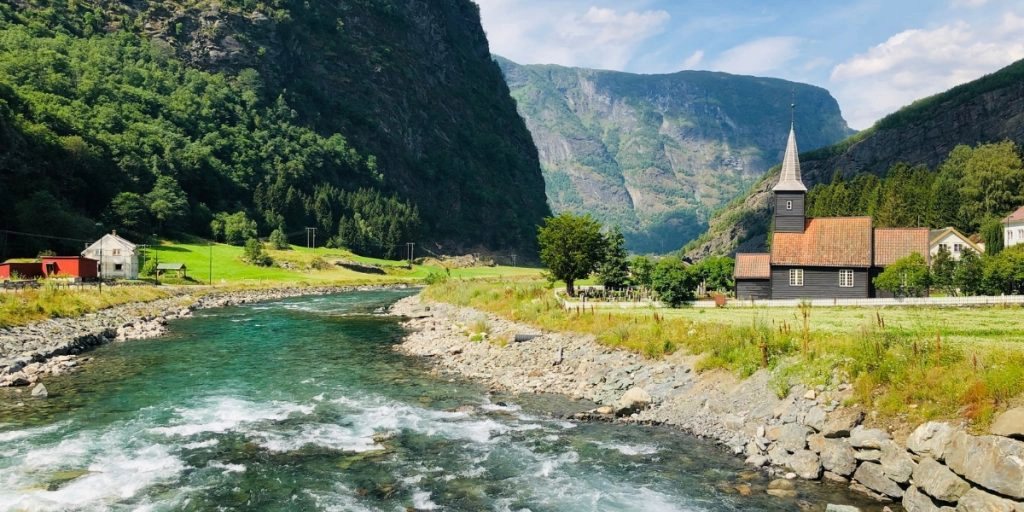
[839,269,854,288]
[789,269,804,287]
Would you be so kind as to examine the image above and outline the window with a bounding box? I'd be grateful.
[839,269,854,288]
[789,269,804,287]
[114,264,123,271]
[786,200,793,211]
[953,243,963,254]
[112,249,121,256]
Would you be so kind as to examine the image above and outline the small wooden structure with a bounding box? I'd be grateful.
[156,263,187,278]
[42,256,99,280]
[0,262,45,280]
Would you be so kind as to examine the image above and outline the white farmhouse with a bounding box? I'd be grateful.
[82,231,139,280]
[930,227,984,261]
[1006,206,1024,249]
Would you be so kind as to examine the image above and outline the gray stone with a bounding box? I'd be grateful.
[766,478,798,498]
[855,449,882,461]
[767,424,810,453]
[914,457,971,503]
[850,426,891,449]
[821,439,859,477]
[907,422,956,461]
[745,454,769,467]
[826,505,861,512]
[768,445,790,466]
[30,383,47,398]
[945,431,1024,500]
[824,471,850,483]
[808,433,827,453]
[615,387,651,415]
[853,462,904,499]
[992,408,1024,440]
[880,440,915,484]
[903,485,956,512]
[822,408,864,438]
[955,488,1024,512]
[806,406,828,432]
[789,450,822,480]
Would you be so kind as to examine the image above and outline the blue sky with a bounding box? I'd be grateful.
[475,0,1024,129]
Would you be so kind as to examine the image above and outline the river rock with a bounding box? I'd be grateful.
[825,505,862,512]
[30,383,47,397]
[945,431,1024,500]
[903,485,956,512]
[914,457,971,503]
[850,426,891,449]
[879,441,915,484]
[821,439,859,477]
[768,445,790,466]
[616,387,651,415]
[745,454,769,467]
[855,449,882,461]
[789,450,822,480]
[768,424,810,453]
[823,408,864,438]
[853,462,904,499]
[805,406,827,432]
[991,408,1024,440]
[954,488,1024,512]
[808,433,827,453]
[907,422,956,461]
[767,478,798,498]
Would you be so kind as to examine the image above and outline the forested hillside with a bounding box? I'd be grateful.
[686,58,1024,258]
[0,1,549,259]
[498,57,853,253]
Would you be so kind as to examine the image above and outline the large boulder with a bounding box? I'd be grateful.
[992,408,1024,440]
[805,406,827,432]
[903,485,956,512]
[821,439,859,477]
[789,450,823,480]
[767,424,811,453]
[913,457,971,503]
[907,422,956,461]
[615,387,651,415]
[30,383,47,398]
[850,426,891,449]
[955,488,1024,512]
[853,462,904,499]
[822,408,865,438]
[945,431,1024,500]
[880,440,916,484]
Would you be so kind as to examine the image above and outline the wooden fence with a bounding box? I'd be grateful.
[560,292,1024,310]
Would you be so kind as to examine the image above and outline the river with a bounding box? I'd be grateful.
[0,291,881,511]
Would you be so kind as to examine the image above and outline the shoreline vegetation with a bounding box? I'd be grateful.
[423,279,1024,431]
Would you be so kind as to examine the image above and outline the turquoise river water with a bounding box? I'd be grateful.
[0,291,883,511]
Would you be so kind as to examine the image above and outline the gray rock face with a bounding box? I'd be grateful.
[768,424,810,453]
[853,462,904,499]
[880,440,916,484]
[954,488,1024,512]
[850,426,891,449]
[945,431,1024,500]
[914,457,971,503]
[822,408,865,438]
[789,450,822,480]
[992,408,1024,440]
[821,439,859,477]
[907,422,956,461]
[904,485,956,512]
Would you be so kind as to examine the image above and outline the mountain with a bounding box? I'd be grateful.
[497,57,854,253]
[685,58,1024,259]
[0,1,548,259]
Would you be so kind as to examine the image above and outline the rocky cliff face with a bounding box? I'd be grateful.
[687,59,1024,259]
[498,57,853,253]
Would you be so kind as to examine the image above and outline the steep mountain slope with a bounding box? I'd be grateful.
[686,59,1024,259]
[498,57,853,253]
[0,1,548,258]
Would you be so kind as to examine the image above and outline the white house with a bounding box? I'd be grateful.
[930,227,984,261]
[1006,206,1024,249]
[82,231,139,280]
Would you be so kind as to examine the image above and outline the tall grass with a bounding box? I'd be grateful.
[0,285,171,328]
[424,280,1024,428]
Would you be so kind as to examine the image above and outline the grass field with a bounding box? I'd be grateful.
[424,279,1024,430]
[0,285,172,329]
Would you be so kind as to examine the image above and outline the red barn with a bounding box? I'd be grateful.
[0,262,45,280]
[41,256,98,279]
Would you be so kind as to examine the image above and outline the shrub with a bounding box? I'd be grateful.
[269,229,290,250]
[243,238,273,267]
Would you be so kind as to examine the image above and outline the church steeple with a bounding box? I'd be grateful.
[773,108,807,233]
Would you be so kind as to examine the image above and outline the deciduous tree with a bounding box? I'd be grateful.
[537,213,606,296]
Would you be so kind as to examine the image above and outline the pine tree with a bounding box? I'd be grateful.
[597,227,630,291]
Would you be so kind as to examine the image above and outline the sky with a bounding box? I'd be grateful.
[474,0,1024,129]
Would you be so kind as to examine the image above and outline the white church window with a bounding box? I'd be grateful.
[839,269,854,288]
[789,269,804,287]
[786,200,793,211]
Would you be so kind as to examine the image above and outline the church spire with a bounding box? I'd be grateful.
[773,107,807,192]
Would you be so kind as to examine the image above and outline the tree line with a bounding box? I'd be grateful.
[875,245,1024,298]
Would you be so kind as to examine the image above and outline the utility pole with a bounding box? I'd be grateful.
[305,227,318,254]
[209,240,213,286]
[154,241,160,286]
[511,252,517,267]
[406,242,415,266]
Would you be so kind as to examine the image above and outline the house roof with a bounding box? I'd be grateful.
[771,217,873,268]
[772,124,808,192]
[84,232,137,254]
[1006,205,1024,223]
[734,253,771,279]
[874,228,930,266]
[929,227,983,254]
[156,263,186,270]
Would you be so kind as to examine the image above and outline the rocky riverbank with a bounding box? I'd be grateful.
[0,284,412,387]
[392,295,1024,511]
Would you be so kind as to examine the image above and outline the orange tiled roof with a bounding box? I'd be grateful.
[1006,205,1024,223]
[734,253,770,279]
[874,228,930,267]
[771,217,873,268]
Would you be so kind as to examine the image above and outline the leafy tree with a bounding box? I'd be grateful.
[650,257,697,307]
[243,238,273,267]
[211,211,258,245]
[147,176,189,234]
[981,217,1005,256]
[537,213,606,296]
[959,141,1024,231]
[873,252,931,297]
[269,229,290,250]
[953,249,985,295]
[104,192,151,238]
[983,245,1024,295]
[931,245,957,295]
[629,256,655,291]
[929,172,962,230]
[596,227,630,290]
[692,256,735,292]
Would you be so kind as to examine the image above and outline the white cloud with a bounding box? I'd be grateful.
[475,1,669,70]
[681,50,704,69]
[710,37,802,76]
[830,14,1024,128]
